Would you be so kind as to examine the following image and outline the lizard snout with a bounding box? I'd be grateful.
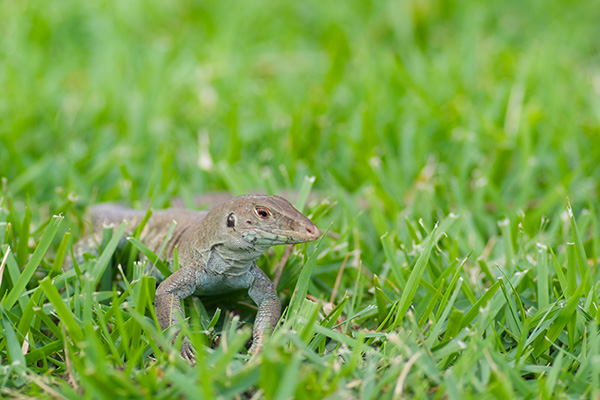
[304,223,320,241]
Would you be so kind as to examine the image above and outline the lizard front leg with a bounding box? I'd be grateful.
[247,264,281,354]
[155,266,201,361]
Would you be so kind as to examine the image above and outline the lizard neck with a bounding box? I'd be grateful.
[205,244,269,276]
[178,226,269,276]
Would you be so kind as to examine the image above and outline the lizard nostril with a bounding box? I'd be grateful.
[306,226,315,235]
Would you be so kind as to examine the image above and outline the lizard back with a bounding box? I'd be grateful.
[90,204,208,259]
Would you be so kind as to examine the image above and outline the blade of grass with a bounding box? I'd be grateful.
[0,303,26,365]
[373,275,388,322]
[567,201,590,292]
[381,232,406,288]
[38,277,84,343]
[274,353,302,400]
[426,278,463,347]
[51,232,71,274]
[536,244,549,309]
[459,280,502,331]
[128,237,171,277]
[3,215,63,311]
[550,247,567,294]
[90,222,127,287]
[16,203,31,268]
[295,175,315,213]
[287,233,326,316]
[392,214,456,329]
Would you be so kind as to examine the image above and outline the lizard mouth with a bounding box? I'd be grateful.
[243,225,320,245]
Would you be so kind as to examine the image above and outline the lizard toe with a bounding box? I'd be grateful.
[181,341,196,364]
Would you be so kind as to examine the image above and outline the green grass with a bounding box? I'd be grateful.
[1,0,600,398]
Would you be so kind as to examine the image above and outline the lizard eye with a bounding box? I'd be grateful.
[227,213,236,228]
[254,206,271,218]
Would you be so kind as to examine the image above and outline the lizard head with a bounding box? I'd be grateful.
[217,194,320,248]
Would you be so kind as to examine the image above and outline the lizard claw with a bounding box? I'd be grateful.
[180,341,196,364]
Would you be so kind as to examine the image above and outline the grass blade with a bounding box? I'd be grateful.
[90,222,127,287]
[39,277,84,343]
[392,214,456,329]
[295,176,315,213]
[287,234,326,316]
[16,203,31,268]
[0,303,26,365]
[3,215,63,311]
[51,232,71,274]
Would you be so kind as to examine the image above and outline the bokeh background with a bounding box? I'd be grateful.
[2,0,599,215]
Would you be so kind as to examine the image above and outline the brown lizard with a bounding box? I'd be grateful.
[71,194,320,361]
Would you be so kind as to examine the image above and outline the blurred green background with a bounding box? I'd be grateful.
[2,0,599,212]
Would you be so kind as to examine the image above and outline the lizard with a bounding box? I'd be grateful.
[71,194,320,361]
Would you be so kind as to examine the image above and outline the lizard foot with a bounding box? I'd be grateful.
[180,341,196,364]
